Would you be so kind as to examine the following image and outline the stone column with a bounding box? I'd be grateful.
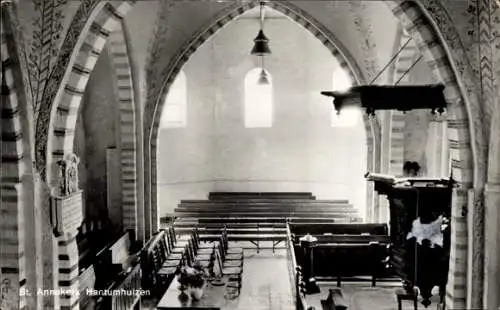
[378,111,391,224]
[0,184,27,310]
[484,100,500,309]
[50,154,84,310]
[57,229,80,310]
[484,184,500,310]
[446,187,468,309]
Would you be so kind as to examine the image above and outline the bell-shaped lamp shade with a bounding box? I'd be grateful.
[251,30,271,56]
[257,69,270,85]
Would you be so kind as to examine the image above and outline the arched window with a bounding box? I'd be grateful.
[244,68,273,128]
[161,70,187,128]
[331,68,359,127]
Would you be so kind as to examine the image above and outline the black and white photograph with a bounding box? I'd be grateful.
[1,0,499,309]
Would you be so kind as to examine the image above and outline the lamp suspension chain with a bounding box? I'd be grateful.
[369,37,413,85]
[394,55,423,85]
[260,1,264,30]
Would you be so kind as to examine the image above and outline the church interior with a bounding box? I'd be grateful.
[1,0,499,310]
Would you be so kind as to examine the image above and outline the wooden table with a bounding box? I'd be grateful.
[156,276,228,310]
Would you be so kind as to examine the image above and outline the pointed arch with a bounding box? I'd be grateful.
[145,1,381,236]
[385,1,476,307]
[0,6,29,310]
[31,2,136,308]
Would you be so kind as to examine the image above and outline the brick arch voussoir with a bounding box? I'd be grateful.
[391,0,475,187]
[35,0,135,184]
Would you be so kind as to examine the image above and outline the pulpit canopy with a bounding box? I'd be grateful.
[321,84,447,116]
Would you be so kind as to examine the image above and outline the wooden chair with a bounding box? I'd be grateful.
[165,226,188,254]
[217,236,243,269]
[222,226,243,255]
[191,229,215,256]
[220,231,244,261]
[193,226,217,250]
[161,243,186,269]
[213,249,242,296]
[396,287,418,310]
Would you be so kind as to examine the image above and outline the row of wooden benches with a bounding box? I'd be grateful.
[172,194,361,252]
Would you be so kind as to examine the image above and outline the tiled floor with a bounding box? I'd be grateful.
[143,246,441,310]
[306,282,442,310]
[224,249,295,310]
[142,248,295,310]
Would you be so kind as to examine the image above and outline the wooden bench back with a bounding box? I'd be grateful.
[289,223,388,236]
[208,191,315,200]
[294,234,389,245]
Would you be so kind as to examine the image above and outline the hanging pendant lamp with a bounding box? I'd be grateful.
[257,50,269,85]
[251,2,271,56]
[257,69,270,85]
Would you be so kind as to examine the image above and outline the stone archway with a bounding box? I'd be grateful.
[144,0,381,239]
[32,2,135,308]
[0,6,30,310]
[108,21,139,237]
[33,0,479,308]
[386,2,475,308]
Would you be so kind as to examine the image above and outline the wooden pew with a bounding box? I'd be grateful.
[94,231,142,310]
[175,217,343,225]
[180,199,348,204]
[289,223,390,286]
[208,191,316,200]
[289,223,388,236]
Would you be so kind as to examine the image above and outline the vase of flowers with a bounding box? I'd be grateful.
[178,261,207,301]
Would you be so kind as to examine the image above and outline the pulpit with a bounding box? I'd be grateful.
[366,173,453,308]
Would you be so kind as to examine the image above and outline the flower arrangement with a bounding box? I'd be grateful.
[178,261,207,290]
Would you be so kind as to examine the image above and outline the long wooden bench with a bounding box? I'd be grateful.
[177,202,354,208]
[289,223,388,236]
[208,191,316,200]
[180,199,348,204]
[175,211,358,218]
[289,223,391,286]
[175,217,339,224]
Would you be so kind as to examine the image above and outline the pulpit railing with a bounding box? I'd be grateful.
[286,221,314,310]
